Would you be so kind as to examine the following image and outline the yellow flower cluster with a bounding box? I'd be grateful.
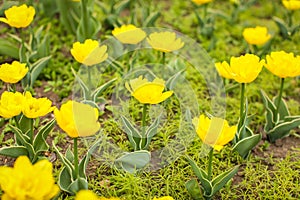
[54,100,100,138]
[0,61,28,84]
[243,26,271,45]
[0,4,35,28]
[0,91,54,119]
[215,54,264,83]
[125,76,173,104]
[0,156,59,200]
[193,115,237,151]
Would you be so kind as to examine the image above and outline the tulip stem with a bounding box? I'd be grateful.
[141,104,148,149]
[275,78,285,120]
[162,52,166,65]
[239,83,245,129]
[74,137,79,179]
[207,148,214,181]
[29,118,34,144]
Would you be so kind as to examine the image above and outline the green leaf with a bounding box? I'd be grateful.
[91,78,117,102]
[68,177,88,194]
[9,125,35,161]
[273,16,290,39]
[52,141,74,177]
[211,165,239,197]
[33,119,55,154]
[143,11,160,27]
[78,139,100,179]
[232,134,261,159]
[144,113,162,149]
[114,0,131,14]
[0,39,19,59]
[65,147,74,163]
[267,117,300,143]
[0,146,28,158]
[273,96,290,120]
[186,156,212,195]
[58,167,74,194]
[72,67,89,100]
[185,179,202,200]
[166,68,185,90]
[114,150,151,173]
[120,115,141,151]
[18,115,31,139]
[260,90,276,131]
[30,55,52,87]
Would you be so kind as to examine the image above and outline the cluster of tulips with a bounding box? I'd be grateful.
[0,0,300,199]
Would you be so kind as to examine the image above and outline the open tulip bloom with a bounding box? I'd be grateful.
[215,54,264,159]
[186,114,239,199]
[260,51,300,142]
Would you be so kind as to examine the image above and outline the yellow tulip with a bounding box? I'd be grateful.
[0,61,28,83]
[71,39,108,66]
[0,91,24,119]
[192,0,213,5]
[192,115,237,151]
[218,54,264,83]
[282,0,300,10]
[99,197,121,200]
[265,51,300,78]
[153,196,174,200]
[242,26,271,45]
[54,100,100,138]
[112,24,146,44]
[146,32,184,53]
[75,190,100,200]
[215,62,233,79]
[125,76,173,104]
[0,4,35,28]
[0,156,59,200]
[22,91,54,118]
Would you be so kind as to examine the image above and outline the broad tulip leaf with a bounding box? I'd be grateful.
[52,141,74,177]
[0,146,28,158]
[273,16,290,39]
[30,55,52,87]
[144,113,162,149]
[114,0,131,14]
[166,68,185,90]
[186,156,212,195]
[68,177,88,194]
[211,165,239,196]
[143,11,160,27]
[18,115,31,139]
[120,115,141,150]
[0,39,19,59]
[33,119,55,154]
[91,78,117,101]
[267,117,300,143]
[65,147,74,163]
[260,90,276,131]
[72,67,89,100]
[232,134,261,159]
[58,167,73,194]
[114,150,151,173]
[185,179,202,200]
[273,96,289,120]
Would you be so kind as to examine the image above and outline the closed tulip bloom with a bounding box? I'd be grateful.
[71,39,108,66]
[215,62,233,79]
[153,196,174,200]
[192,0,213,5]
[282,0,300,10]
[0,4,35,28]
[0,61,28,83]
[193,115,237,151]
[0,91,24,119]
[0,156,59,200]
[243,26,271,45]
[54,100,100,138]
[125,76,173,104]
[147,32,184,53]
[22,91,54,118]
[265,51,300,78]
[220,54,264,83]
[112,24,146,44]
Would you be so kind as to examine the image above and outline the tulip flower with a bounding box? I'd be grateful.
[75,190,121,200]
[282,0,300,10]
[71,39,108,66]
[0,61,28,84]
[146,31,184,53]
[112,24,146,44]
[0,156,59,200]
[243,26,271,46]
[22,91,54,119]
[0,4,35,28]
[215,61,233,79]
[0,91,24,119]
[192,0,212,5]
[153,196,174,200]
[125,76,173,105]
